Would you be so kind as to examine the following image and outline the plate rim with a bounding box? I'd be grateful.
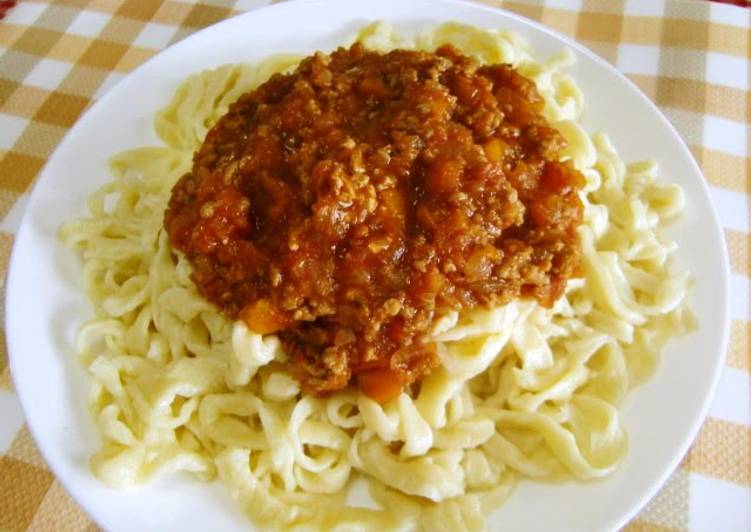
[5,0,731,530]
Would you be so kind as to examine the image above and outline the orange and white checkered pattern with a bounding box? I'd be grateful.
[0,0,748,530]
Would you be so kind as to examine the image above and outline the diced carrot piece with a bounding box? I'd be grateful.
[358,367,402,404]
[425,159,462,195]
[483,138,507,163]
[381,188,406,219]
[239,298,290,334]
[429,95,450,117]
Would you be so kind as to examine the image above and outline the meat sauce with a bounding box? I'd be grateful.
[165,43,585,403]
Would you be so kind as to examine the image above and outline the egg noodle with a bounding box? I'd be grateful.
[60,23,694,531]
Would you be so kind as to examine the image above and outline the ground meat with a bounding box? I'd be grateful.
[164,43,585,402]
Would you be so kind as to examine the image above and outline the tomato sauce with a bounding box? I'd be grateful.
[165,43,585,401]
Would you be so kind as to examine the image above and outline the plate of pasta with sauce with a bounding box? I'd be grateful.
[5,0,730,530]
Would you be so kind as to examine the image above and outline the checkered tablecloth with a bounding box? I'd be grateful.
[0,0,748,530]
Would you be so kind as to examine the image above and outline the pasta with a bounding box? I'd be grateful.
[60,23,694,531]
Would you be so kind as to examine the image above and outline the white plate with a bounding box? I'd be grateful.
[6,0,730,530]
